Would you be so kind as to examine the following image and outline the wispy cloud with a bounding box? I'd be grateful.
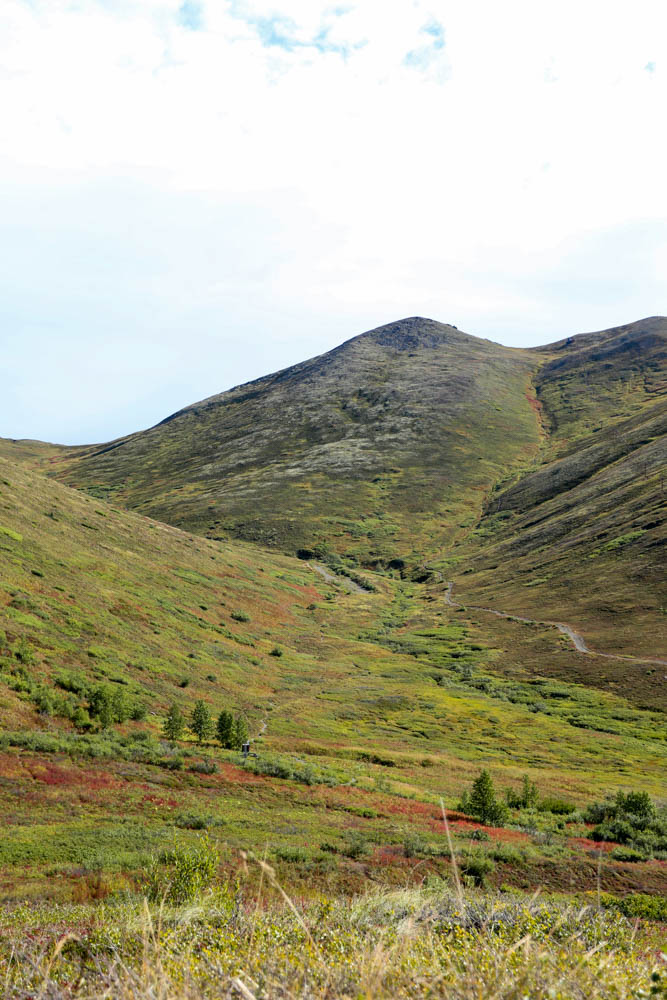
[404,17,446,74]
[226,2,360,57]
[178,1,204,31]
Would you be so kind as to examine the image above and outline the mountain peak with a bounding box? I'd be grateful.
[350,316,462,352]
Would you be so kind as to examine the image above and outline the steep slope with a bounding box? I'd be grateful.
[30,318,542,567]
[448,318,666,659]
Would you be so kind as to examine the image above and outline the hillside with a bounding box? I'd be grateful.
[28,318,543,568]
[1,453,667,902]
[448,317,666,659]
[3,314,662,663]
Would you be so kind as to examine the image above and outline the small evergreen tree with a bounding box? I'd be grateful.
[89,684,114,730]
[163,703,185,741]
[191,700,213,743]
[111,688,128,724]
[462,769,508,826]
[506,773,539,809]
[216,709,234,748]
[232,714,249,750]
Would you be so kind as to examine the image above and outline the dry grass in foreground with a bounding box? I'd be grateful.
[1,874,665,999]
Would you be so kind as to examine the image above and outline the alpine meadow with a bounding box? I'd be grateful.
[1,316,666,999]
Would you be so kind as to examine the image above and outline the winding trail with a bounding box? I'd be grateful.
[309,562,366,594]
[443,580,667,667]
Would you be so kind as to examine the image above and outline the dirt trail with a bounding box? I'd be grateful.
[309,562,366,594]
[443,581,667,667]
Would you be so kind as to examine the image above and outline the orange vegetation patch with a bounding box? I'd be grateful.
[216,762,267,785]
[0,753,26,780]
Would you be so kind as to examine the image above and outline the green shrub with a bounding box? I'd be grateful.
[610,846,648,862]
[174,814,212,830]
[342,830,368,859]
[144,835,219,903]
[190,758,217,775]
[275,846,308,863]
[538,797,575,815]
[161,756,184,771]
[403,832,428,857]
[14,637,35,665]
[231,611,250,622]
[586,791,666,853]
[459,852,495,887]
[599,891,667,922]
[55,671,89,696]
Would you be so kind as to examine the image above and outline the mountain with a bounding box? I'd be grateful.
[4,314,662,660]
[448,317,666,659]
[1,317,666,903]
[31,318,543,567]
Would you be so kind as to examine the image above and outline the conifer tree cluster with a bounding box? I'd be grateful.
[162,700,249,750]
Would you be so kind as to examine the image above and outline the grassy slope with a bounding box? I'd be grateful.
[447,317,666,659]
[1,457,666,900]
[5,315,662,666]
[27,318,542,568]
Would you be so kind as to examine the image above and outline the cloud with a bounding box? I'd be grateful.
[178,1,204,31]
[0,0,666,442]
[404,17,446,72]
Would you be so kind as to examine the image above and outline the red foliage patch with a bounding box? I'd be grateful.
[568,837,618,853]
[429,817,530,844]
[28,762,122,790]
[381,799,440,821]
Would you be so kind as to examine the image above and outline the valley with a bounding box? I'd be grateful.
[0,316,665,998]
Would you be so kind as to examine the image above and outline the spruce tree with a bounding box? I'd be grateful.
[232,714,249,750]
[216,709,234,748]
[467,769,508,826]
[163,703,184,741]
[191,700,213,743]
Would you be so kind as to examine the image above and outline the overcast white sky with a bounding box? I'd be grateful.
[1,0,665,444]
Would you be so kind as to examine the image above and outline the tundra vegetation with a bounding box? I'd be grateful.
[0,317,665,996]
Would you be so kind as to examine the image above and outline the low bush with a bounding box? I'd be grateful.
[599,891,667,922]
[610,846,648,862]
[174,814,213,830]
[190,759,217,775]
[583,791,666,855]
[458,852,495,887]
[538,797,576,815]
[274,846,309,863]
[342,830,368,859]
[143,835,219,904]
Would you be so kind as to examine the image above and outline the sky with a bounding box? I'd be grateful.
[1,0,666,444]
